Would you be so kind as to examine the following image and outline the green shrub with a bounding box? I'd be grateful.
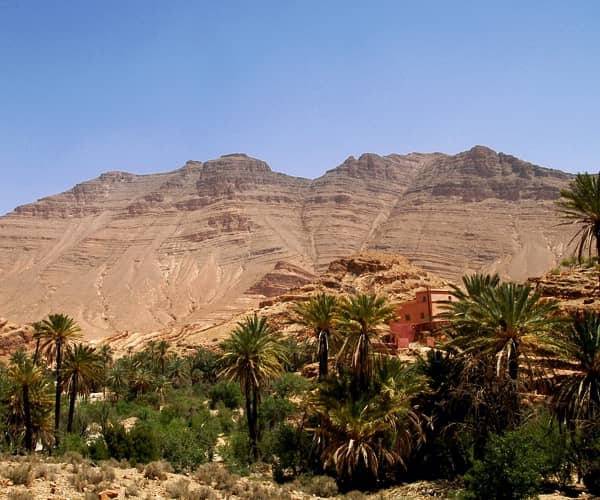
[270,373,311,398]
[103,422,131,460]
[208,380,242,410]
[159,394,207,424]
[270,423,317,477]
[527,417,572,489]
[129,421,161,464]
[462,430,544,500]
[221,429,251,468]
[59,433,89,457]
[160,419,211,471]
[259,397,295,431]
[560,257,576,267]
[88,438,111,461]
[216,405,235,433]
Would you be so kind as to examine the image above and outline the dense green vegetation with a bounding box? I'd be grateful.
[0,176,599,497]
[1,285,599,498]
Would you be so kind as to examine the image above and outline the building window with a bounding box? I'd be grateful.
[420,312,425,319]
[448,296,452,301]
[422,295,426,302]
[405,314,411,321]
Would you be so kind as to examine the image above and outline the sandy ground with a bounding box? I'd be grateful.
[0,459,592,500]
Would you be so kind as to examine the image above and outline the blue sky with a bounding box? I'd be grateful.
[1,1,599,215]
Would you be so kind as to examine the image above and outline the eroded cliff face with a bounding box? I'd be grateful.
[0,147,575,338]
[372,146,572,280]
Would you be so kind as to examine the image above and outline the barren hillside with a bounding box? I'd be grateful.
[0,146,574,339]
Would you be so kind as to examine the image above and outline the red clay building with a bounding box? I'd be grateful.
[389,288,454,348]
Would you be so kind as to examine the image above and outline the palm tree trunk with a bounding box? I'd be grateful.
[357,333,370,390]
[508,349,519,382]
[54,340,62,448]
[67,373,78,433]
[245,383,259,462]
[318,330,329,381]
[33,338,41,366]
[252,388,260,460]
[508,346,521,424]
[23,384,33,452]
[595,225,600,286]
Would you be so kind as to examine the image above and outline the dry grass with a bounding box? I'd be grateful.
[295,475,339,497]
[231,479,292,500]
[0,462,34,486]
[70,463,116,492]
[194,462,239,492]
[143,460,173,480]
[6,487,35,500]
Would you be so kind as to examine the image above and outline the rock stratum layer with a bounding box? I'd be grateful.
[0,146,575,338]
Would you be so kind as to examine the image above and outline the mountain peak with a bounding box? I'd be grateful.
[467,144,497,154]
[220,153,250,159]
[202,154,272,175]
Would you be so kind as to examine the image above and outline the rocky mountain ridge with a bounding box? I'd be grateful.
[0,146,575,339]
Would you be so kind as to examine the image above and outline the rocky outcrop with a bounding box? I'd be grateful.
[0,147,575,339]
[528,264,600,313]
[0,318,34,360]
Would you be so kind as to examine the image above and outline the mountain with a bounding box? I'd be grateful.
[0,146,574,338]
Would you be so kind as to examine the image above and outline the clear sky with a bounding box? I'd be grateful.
[1,1,599,215]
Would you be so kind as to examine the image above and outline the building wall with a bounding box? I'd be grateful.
[389,288,453,348]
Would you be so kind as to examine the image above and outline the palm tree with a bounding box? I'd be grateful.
[557,173,600,265]
[31,321,45,366]
[417,346,521,461]
[154,375,172,406]
[337,294,396,390]
[293,293,338,380]
[62,343,102,433]
[167,357,190,388]
[549,312,600,429]
[441,277,560,382]
[6,350,47,451]
[155,340,171,376]
[440,276,562,430]
[107,362,129,402]
[218,314,288,461]
[130,367,153,397]
[35,313,82,447]
[187,348,218,385]
[447,273,501,305]
[308,357,424,488]
[98,344,113,400]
